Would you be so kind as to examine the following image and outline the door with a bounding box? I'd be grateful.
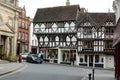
[89,55,93,66]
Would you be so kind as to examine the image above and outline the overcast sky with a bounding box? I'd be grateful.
[19,0,114,18]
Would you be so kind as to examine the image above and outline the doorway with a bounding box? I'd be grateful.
[89,55,93,66]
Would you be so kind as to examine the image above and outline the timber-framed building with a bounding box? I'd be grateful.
[33,5,80,64]
[33,4,116,68]
[77,13,115,68]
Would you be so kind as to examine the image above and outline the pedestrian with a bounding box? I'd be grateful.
[72,57,75,66]
[19,53,22,63]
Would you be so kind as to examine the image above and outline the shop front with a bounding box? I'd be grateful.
[46,48,58,63]
[45,48,78,65]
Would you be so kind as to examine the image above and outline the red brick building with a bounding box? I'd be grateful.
[17,6,30,55]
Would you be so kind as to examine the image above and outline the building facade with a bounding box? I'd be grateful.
[113,0,120,79]
[113,18,120,79]
[33,5,115,68]
[29,19,38,54]
[0,0,19,57]
[17,6,30,55]
[77,13,115,68]
[33,5,81,64]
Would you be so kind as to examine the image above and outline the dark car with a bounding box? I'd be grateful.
[26,54,43,63]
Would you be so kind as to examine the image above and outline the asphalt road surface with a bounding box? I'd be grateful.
[0,63,87,80]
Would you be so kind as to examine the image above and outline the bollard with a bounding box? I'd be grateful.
[88,73,92,80]
[92,68,95,80]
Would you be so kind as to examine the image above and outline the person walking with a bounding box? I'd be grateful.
[70,57,75,66]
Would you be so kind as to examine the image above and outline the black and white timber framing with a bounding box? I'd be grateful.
[33,5,116,68]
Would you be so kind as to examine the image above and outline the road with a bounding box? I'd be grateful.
[0,63,87,80]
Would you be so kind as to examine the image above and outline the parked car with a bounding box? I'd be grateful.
[26,54,43,63]
[22,52,29,60]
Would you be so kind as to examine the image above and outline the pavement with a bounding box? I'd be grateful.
[0,60,115,80]
[47,63,115,80]
[0,60,25,77]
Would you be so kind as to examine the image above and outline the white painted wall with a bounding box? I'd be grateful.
[29,19,38,53]
[105,56,114,68]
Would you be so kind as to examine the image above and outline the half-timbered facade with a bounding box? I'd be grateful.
[33,4,115,68]
[33,5,80,64]
[77,13,115,68]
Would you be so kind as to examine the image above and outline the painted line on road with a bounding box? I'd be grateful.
[0,64,27,79]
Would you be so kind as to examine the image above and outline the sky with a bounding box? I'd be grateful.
[19,0,115,18]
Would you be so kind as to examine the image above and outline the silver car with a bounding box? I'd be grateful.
[22,52,29,60]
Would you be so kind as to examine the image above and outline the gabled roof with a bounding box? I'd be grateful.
[33,5,80,23]
[76,13,99,28]
[77,12,115,28]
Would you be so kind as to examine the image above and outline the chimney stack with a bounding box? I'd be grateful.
[66,0,70,6]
